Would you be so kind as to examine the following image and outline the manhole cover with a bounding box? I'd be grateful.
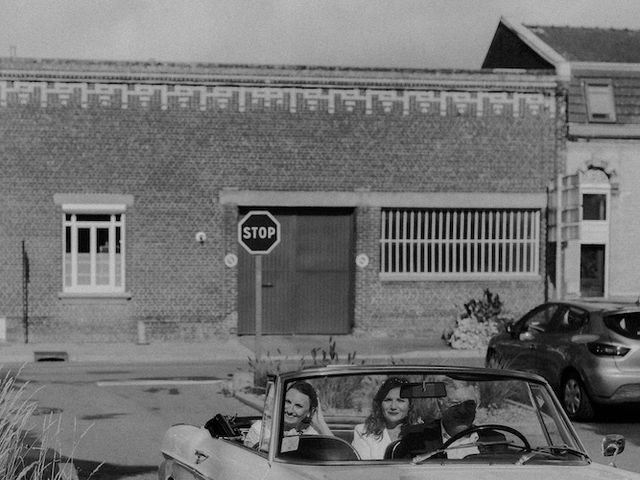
[34,351,68,362]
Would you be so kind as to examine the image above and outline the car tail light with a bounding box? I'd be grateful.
[587,342,630,357]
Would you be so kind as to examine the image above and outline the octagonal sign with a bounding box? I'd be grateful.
[238,211,281,254]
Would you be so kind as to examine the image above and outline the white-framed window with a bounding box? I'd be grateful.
[63,213,125,293]
[54,194,133,295]
[582,193,607,221]
[380,208,540,278]
[584,80,616,123]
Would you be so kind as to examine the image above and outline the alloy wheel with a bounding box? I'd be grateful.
[563,378,581,415]
[562,374,595,421]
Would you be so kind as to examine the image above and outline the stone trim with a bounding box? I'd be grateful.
[53,193,134,212]
[568,123,640,139]
[219,190,547,208]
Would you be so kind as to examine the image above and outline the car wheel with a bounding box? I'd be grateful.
[562,373,595,421]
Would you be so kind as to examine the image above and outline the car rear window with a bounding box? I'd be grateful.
[604,312,640,339]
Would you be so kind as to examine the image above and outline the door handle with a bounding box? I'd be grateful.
[262,283,274,288]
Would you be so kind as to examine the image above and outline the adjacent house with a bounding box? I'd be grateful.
[0,57,559,343]
[484,17,640,300]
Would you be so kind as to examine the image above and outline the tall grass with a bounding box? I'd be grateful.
[248,337,361,388]
[0,369,80,480]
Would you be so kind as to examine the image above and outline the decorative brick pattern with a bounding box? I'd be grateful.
[0,81,555,118]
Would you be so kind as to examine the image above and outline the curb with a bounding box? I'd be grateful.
[234,391,264,412]
[0,341,486,366]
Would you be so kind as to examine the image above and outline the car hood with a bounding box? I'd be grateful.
[270,462,640,480]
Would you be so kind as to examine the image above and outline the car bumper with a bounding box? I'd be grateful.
[584,364,640,403]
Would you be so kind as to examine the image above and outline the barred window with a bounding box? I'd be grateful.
[380,209,540,277]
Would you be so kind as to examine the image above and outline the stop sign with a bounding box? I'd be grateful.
[238,211,281,254]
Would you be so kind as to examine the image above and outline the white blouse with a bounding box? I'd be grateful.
[243,419,319,450]
[351,423,393,460]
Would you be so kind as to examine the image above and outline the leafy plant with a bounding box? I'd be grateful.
[463,289,504,323]
[443,289,513,350]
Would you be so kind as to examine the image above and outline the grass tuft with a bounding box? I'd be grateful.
[0,368,81,480]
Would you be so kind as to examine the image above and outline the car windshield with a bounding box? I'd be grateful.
[273,368,587,465]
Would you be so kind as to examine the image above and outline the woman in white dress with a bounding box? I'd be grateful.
[244,380,331,449]
[352,377,419,459]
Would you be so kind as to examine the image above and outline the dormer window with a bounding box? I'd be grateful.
[584,80,616,123]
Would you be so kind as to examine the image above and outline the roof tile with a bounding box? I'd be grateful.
[526,25,640,63]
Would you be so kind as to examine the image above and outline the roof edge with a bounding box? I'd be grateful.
[569,123,640,139]
[571,61,640,72]
[499,16,571,81]
[0,56,557,90]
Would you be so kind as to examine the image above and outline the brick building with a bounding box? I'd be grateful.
[484,18,640,300]
[0,58,559,343]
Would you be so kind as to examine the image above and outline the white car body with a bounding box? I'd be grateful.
[159,365,640,480]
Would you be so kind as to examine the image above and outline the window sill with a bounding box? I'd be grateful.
[379,273,541,282]
[58,291,132,303]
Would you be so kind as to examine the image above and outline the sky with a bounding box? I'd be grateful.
[2,0,640,70]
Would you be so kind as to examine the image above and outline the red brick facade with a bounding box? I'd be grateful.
[0,59,560,343]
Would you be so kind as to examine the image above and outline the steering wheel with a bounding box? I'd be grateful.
[442,424,531,451]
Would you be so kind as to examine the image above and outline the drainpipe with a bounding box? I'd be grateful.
[556,174,563,300]
[22,240,30,343]
[545,186,550,304]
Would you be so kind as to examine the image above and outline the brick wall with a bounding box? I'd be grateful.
[0,75,558,342]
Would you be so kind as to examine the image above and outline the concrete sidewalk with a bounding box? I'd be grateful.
[0,334,485,366]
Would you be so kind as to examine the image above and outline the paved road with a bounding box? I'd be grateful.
[573,405,640,472]
[10,361,251,480]
[7,360,640,479]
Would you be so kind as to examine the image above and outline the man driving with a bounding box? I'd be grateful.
[434,379,481,458]
[388,377,504,460]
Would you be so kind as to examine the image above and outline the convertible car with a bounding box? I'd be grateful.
[159,365,640,480]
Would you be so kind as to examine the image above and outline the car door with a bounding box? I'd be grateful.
[498,303,563,375]
[535,305,589,391]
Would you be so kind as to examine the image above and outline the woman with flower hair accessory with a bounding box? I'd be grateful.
[351,377,419,459]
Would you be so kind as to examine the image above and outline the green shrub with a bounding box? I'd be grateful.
[442,289,513,350]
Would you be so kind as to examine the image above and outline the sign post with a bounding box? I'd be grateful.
[238,211,281,363]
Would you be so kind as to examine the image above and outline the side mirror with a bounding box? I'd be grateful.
[602,434,625,467]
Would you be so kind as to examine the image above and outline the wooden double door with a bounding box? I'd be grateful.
[238,207,354,334]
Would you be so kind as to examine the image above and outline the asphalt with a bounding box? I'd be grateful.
[0,334,485,366]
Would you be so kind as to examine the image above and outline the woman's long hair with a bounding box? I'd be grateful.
[286,380,319,432]
[362,377,417,438]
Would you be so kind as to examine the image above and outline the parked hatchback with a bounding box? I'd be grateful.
[486,299,640,421]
